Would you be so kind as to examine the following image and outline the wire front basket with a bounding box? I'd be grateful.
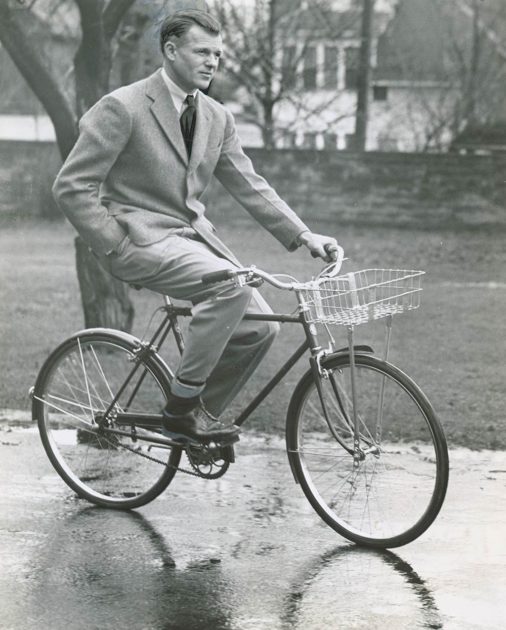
[299,269,425,326]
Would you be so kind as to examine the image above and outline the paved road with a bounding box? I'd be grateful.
[0,416,505,630]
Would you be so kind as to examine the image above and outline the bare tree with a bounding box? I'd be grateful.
[211,0,360,149]
[0,0,139,331]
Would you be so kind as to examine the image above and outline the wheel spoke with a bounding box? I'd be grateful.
[89,344,116,401]
[33,394,96,427]
[77,337,94,416]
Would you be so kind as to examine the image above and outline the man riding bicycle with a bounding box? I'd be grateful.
[52,9,338,445]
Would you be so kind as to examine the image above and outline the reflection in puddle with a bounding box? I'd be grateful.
[28,509,233,630]
[283,546,443,629]
[21,505,443,630]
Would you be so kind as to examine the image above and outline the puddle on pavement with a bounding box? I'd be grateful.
[6,507,444,630]
[5,430,501,629]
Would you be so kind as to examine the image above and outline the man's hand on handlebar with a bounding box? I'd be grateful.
[298,231,339,263]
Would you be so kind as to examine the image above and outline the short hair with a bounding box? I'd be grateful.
[159,10,221,52]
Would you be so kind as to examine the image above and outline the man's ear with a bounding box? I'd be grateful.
[163,40,177,61]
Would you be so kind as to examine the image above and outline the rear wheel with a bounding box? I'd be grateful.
[286,353,449,548]
[33,332,181,509]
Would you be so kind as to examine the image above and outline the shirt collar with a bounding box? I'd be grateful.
[160,67,198,115]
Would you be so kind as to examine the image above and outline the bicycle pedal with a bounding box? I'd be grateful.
[219,443,235,463]
[215,432,240,446]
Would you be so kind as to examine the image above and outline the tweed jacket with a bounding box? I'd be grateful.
[52,69,309,264]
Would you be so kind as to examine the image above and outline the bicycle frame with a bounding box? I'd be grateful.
[137,299,314,429]
[98,297,364,432]
[99,296,373,470]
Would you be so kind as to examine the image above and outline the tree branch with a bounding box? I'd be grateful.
[103,0,137,41]
[0,0,77,158]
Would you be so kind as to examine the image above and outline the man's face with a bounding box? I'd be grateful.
[163,24,223,93]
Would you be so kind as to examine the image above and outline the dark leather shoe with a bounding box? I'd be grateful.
[162,408,240,444]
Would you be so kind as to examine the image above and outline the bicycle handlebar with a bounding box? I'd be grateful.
[201,269,237,285]
[201,245,345,290]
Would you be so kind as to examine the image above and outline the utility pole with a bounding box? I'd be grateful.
[353,0,374,151]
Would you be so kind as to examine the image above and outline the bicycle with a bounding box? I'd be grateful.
[31,247,449,548]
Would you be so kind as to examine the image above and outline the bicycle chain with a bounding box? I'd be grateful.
[106,433,210,479]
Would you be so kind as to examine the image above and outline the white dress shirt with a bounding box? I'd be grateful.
[160,67,198,115]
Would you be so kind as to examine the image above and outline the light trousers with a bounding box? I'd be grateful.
[101,230,280,416]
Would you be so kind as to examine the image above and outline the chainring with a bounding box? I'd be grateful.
[186,442,235,479]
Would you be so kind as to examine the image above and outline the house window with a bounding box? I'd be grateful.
[324,45,338,89]
[373,85,388,101]
[303,46,317,89]
[282,46,297,89]
[344,46,359,90]
[302,132,318,149]
[323,132,337,150]
[281,130,297,148]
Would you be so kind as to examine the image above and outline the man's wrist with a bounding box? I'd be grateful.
[296,230,312,247]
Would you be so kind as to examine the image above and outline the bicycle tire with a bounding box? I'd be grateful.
[33,330,182,509]
[286,353,449,548]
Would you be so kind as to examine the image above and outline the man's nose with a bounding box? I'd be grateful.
[205,55,218,69]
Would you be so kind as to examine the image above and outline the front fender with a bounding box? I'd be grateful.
[329,344,374,358]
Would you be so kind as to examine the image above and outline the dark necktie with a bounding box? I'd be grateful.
[180,94,196,157]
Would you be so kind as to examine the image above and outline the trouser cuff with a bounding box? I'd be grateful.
[171,377,206,399]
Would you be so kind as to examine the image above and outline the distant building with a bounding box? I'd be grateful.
[227,0,506,151]
[369,0,506,151]
[3,0,505,153]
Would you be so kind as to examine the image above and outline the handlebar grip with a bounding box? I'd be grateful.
[201,269,235,285]
[311,243,340,259]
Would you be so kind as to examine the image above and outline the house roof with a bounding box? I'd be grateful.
[374,0,450,82]
[278,6,392,41]
[374,0,506,83]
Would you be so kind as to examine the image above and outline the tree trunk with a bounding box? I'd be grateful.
[72,0,135,332]
[262,101,276,149]
[262,0,276,150]
[353,0,374,151]
[75,238,134,330]
[465,0,481,127]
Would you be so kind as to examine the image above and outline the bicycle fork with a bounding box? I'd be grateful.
[309,320,392,467]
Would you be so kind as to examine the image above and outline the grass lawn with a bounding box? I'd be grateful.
[1,217,505,449]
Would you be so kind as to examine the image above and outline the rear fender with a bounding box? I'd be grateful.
[31,328,174,421]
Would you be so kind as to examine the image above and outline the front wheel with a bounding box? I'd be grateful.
[286,353,449,548]
[33,331,181,509]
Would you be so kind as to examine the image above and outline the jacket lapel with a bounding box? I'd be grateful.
[188,94,212,172]
[145,70,188,166]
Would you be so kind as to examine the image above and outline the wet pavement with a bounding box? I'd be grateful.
[0,417,505,630]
